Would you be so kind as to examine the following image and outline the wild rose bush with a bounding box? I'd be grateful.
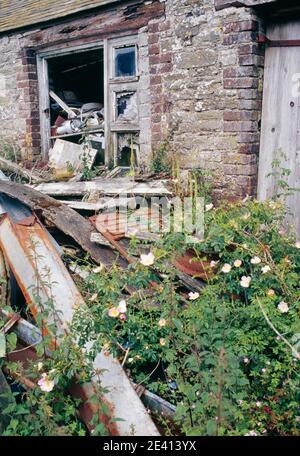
[74,198,300,436]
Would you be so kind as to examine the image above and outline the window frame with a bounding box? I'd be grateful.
[37,36,140,167]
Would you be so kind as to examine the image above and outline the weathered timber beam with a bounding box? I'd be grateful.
[0,157,43,184]
[0,180,126,268]
[32,178,172,197]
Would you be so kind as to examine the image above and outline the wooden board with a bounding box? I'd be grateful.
[49,139,97,176]
[258,20,300,238]
[33,178,172,197]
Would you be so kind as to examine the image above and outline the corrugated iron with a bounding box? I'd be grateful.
[0,214,159,436]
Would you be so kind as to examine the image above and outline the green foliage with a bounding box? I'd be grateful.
[0,237,110,437]
[1,197,299,436]
[71,197,300,436]
[0,141,21,162]
[151,141,172,174]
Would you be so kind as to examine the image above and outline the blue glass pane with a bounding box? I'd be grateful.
[115,46,136,78]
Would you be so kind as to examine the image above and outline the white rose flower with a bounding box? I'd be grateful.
[295,241,300,249]
[261,265,271,274]
[240,276,251,288]
[205,203,214,212]
[234,259,242,267]
[188,291,200,300]
[221,263,231,273]
[140,252,155,266]
[251,256,261,264]
[277,301,289,313]
[158,318,167,327]
[38,373,54,393]
[117,299,127,314]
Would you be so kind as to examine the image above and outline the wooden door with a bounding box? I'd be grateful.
[258,20,300,238]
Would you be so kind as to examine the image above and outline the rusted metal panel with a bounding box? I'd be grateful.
[0,214,160,435]
[258,34,300,46]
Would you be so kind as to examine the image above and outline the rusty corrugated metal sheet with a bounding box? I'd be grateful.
[0,214,160,435]
[0,0,121,34]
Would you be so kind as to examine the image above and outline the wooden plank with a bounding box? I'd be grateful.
[0,157,43,184]
[33,178,172,197]
[258,20,300,238]
[50,128,104,139]
[37,56,51,160]
[49,90,77,119]
[49,139,97,176]
[57,196,136,211]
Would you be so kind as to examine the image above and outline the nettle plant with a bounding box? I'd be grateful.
[71,197,300,436]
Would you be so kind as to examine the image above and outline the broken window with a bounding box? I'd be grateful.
[115,46,136,78]
[116,91,138,122]
[37,35,141,167]
[117,132,139,167]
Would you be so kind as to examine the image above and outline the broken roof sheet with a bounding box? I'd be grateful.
[0,0,120,34]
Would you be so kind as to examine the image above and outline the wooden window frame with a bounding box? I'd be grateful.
[37,35,140,167]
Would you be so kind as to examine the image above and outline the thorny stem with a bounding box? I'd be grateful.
[216,347,225,436]
[135,359,160,387]
[256,297,300,360]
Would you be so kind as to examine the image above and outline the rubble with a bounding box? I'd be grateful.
[0,180,125,268]
[0,151,203,435]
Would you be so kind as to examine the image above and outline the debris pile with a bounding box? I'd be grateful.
[0,131,204,435]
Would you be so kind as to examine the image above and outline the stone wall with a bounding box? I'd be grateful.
[148,0,265,199]
[0,0,266,199]
[0,0,164,160]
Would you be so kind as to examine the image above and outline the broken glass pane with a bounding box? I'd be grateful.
[115,46,136,78]
[117,132,139,166]
[116,91,138,122]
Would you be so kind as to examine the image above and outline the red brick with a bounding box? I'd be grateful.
[224,78,258,89]
[148,34,159,45]
[223,110,258,121]
[150,75,162,85]
[157,63,172,74]
[148,22,159,33]
[152,123,162,133]
[224,20,259,34]
[158,21,170,32]
[149,54,160,65]
[224,121,258,132]
[148,44,160,55]
[239,143,260,155]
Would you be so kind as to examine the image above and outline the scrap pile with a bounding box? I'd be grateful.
[0,138,205,435]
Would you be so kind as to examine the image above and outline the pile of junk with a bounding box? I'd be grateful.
[0,153,209,435]
[50,90,105,137]
[0,83,208,433]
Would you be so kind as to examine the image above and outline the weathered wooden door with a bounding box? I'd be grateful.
[258,20,300,238]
